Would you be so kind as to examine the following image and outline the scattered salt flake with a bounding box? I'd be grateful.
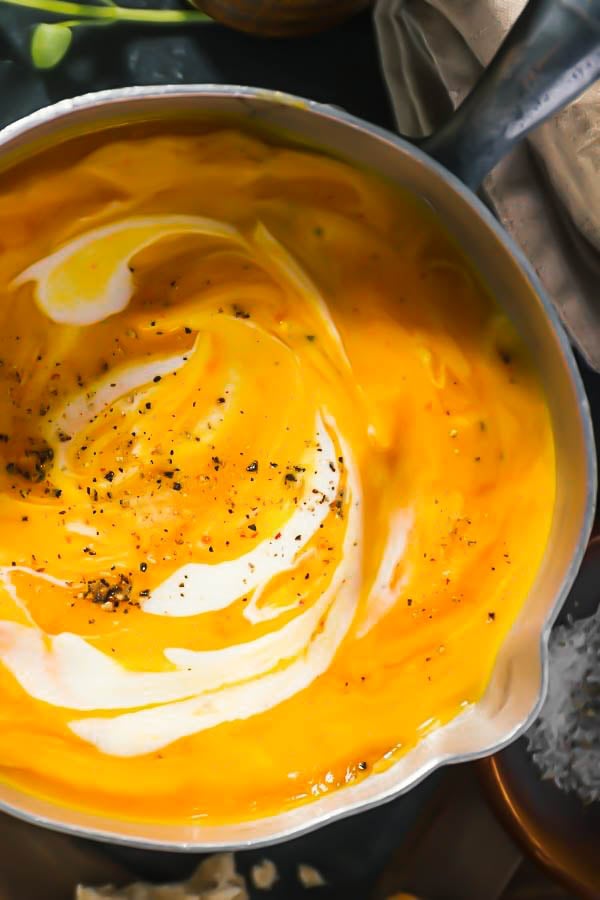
[526,608,600,803]
[250,859,278,891]
[297,864,326,888]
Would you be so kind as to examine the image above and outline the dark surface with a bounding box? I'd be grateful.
[102,772,444,897]
[1,5,599,898]
[480,535,600,900]
[0,5,393,129]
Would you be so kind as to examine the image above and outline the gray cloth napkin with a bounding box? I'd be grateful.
[374,0,600,370]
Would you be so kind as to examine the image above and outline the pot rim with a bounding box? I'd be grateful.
[0,84,596,851]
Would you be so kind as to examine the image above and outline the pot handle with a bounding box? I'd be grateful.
[420,0,600,190]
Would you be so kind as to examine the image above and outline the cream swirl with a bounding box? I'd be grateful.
[0,214,374,757]
[0,419,361,756]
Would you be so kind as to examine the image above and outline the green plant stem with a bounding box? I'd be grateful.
[1,0,211,23]
[59,16,113,24]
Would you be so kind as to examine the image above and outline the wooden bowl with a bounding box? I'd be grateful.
[196,0,372,36]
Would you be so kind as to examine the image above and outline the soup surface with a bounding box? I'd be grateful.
[0,125,554,824]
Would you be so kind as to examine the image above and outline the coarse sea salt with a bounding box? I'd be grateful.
[526,608,600,803]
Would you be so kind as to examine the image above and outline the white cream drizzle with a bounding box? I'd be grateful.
[0,558,340,711]
[46,339,203,469]
[0,427,361,756]
[13,215,244,326]
[70,472,361,757]
[357,510,414,638]
[0,214,413,760]
[142,417,339,617]
[12,215,350,371]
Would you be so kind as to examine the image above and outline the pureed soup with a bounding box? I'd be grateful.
[0,123,554,825]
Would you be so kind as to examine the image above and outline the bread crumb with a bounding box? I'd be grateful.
[76,852,248,899]
[297,864,326,888]
[250,859,278,890]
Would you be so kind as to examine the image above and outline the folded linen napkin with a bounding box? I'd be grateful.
[374,0,600,370]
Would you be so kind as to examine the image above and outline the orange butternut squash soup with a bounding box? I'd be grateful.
[0,124,554,825]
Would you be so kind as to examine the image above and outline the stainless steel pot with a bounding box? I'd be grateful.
[0,0,597,852]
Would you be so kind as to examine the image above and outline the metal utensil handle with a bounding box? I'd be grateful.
[421,0,600,189]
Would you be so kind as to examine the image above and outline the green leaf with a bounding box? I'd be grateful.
[30,22,73,70]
